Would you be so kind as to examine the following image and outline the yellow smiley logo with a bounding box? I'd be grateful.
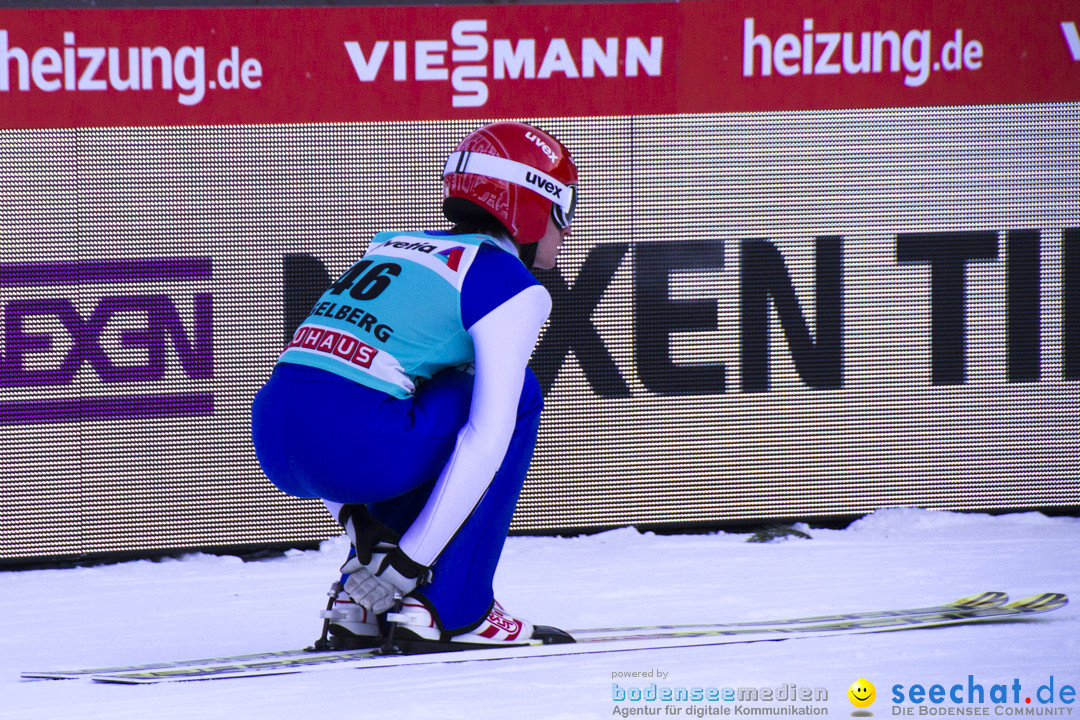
[848,678,876,708]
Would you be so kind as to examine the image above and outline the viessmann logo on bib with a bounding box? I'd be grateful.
[342,19,664,108]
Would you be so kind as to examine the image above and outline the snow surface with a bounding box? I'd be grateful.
[2,508,1078,720]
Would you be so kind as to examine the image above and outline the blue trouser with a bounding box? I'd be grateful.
[251,363,542,632]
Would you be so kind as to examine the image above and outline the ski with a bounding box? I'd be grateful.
[567,590,1010,637]
[27,591,1060,684]
[20,647,373,681]
[570,592,1065,641]
[21,590,1008,681]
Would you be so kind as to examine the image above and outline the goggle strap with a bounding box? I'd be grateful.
[444,151,575,217]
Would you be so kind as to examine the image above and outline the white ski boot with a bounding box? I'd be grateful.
[387,597,574,653]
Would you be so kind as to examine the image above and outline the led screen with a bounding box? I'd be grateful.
[1,3,1076,562]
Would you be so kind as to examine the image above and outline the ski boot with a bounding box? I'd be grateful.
[386,596,575,654]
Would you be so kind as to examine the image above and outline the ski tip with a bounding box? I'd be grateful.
[1006,593,1069,612]
[952,591,1009,610]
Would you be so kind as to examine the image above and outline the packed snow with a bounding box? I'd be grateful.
[2,508,1077,720]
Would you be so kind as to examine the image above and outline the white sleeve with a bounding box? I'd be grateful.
[397,284,552,567]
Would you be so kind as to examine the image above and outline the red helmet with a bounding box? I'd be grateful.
[442,121,578,245]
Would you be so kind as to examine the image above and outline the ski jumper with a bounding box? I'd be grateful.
[251,230,551,633]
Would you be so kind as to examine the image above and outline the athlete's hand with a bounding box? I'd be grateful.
[343,546,431,614]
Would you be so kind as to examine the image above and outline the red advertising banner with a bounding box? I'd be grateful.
[0,1,1077,127]
[678,0,1080,113]
[0,5,674,128]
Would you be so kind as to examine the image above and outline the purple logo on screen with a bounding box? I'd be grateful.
[0,258,213,425]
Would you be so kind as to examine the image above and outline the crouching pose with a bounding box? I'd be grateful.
[251,122,578,651]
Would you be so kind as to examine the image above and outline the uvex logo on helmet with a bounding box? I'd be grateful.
[526,131,559,164]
